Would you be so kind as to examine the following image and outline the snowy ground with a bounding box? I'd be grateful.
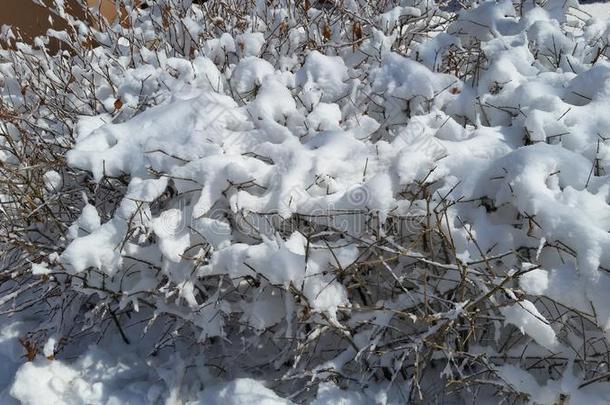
[2,0,610,403]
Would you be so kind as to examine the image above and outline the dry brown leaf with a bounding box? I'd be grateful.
[353,21,362,41]
[322,23,332,42]
[19,337,38,362]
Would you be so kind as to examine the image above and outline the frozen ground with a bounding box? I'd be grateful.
[2,0,610,403]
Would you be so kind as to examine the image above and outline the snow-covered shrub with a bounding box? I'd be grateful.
[2,0,610,403]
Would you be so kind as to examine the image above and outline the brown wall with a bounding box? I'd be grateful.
[0,1,120,42]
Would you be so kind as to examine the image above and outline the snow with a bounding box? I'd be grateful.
[231,56,275,95]
[8,347,164,405]
[580,2,610,21]
[500,299,559,351]
[496,363,610,404]
[192,379,293,405]
[42,170,63,193]
[295,50,349,104]
[2,0,610,403]
[31,262,51,276]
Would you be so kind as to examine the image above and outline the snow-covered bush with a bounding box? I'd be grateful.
[1,0,610,403]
